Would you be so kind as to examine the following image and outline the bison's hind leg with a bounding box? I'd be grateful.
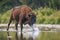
[7,17,13,31]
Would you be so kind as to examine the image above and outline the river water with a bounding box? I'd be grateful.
[0,26,40,40]
[0,24,60,40]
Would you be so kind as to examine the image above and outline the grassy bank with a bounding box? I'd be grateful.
[0,7,60,24]
[36,7,60,24]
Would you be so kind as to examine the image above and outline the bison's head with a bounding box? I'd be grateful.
[28,12,36,26]
[24,12,37,26]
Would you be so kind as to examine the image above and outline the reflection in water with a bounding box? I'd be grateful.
[7,27,39,40]
[19,27,39,40]
[28,36,33,40]
[19,32,34,40]
[20,32,24,40]
[7,32,11,40]
[15,31,19,40]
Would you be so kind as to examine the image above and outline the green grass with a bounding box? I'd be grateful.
[36,7,60,24]
[0,7,60,24]
[0,0,60,24]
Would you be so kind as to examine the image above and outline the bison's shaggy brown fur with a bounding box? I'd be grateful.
[7,5,36,32]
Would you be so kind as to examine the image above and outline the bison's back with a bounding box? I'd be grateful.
[20,5,32,13]
[10,5,32,21]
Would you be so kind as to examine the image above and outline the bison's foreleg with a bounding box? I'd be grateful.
[20,23,23,32]
[15,21,19,32]
[30,25,35,31]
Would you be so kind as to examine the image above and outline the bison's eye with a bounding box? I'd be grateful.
[28,15,31,17]
[29,14,32,17]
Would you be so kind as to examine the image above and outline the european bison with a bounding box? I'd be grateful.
[7,5,37,32]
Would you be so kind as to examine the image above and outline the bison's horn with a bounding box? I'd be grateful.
[32,11,38,15]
